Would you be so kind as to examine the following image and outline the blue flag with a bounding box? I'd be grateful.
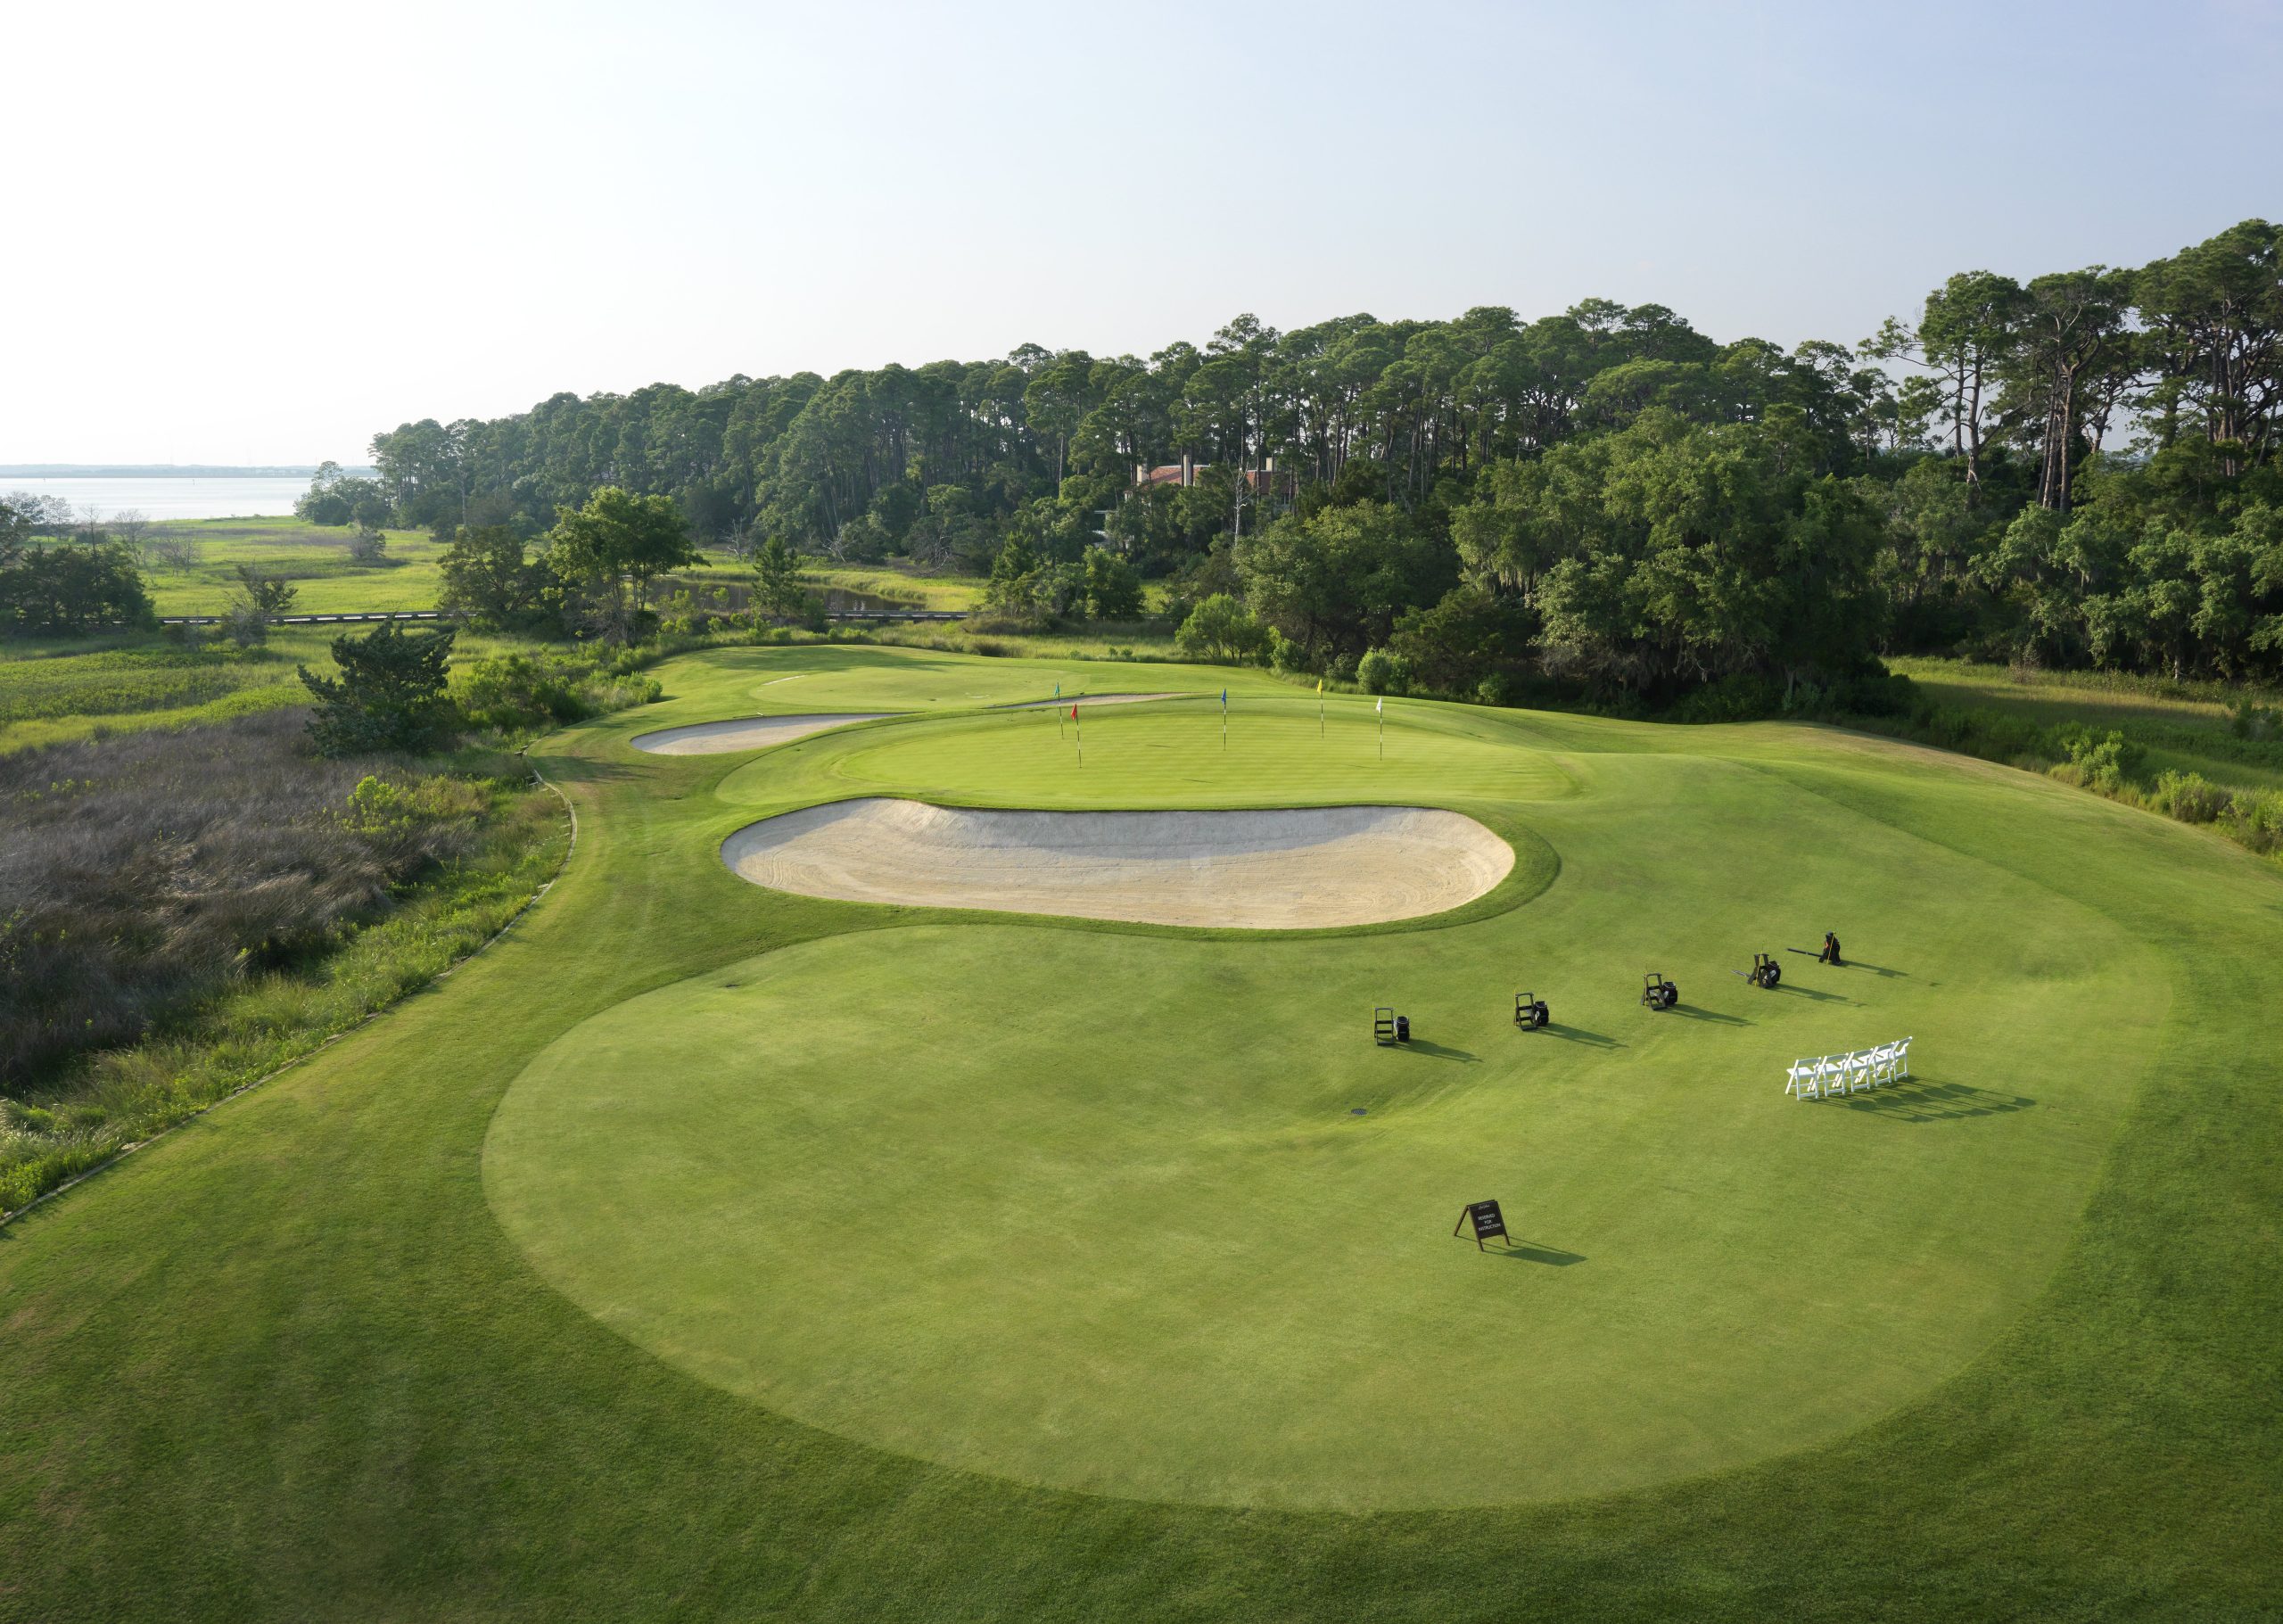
[1220,688,1227,708]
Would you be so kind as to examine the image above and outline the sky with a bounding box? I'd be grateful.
[4,0,2279,466]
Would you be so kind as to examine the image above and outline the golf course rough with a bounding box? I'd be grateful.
[485,659,2164,1511]
[718,799,1518,927]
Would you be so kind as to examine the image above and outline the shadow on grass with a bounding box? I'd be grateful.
[1834,1076,2035,1123]
[1776,984,1854,1005]
[1842,960,1908,978]
[1483,1238,1587,1266]
[1670,1007,1750,1026]
[1397,1039,1479,1063]
[1542,1024,1623,1049]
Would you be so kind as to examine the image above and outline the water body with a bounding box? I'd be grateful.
[1,476,311,522]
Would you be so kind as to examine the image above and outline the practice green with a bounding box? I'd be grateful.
[486,680,2161,1508]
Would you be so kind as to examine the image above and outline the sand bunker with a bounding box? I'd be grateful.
[719,799,1513,927]
[631,713,893,755]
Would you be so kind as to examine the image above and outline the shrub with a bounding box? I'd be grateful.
[2053,725,2144,792]
[456,654,589,733]
[1356,647,1412,696]
[299,622,458,756]
[2150,770,2231,824]
[1175,595,1270,665]
[221,601,270,648]
[1082,548,1144,621]
[1668,673,1783,723]
[0,540,155,635]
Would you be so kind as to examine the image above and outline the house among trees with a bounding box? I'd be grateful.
[1133,454,1298,499]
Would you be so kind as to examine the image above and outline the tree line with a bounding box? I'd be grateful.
[359,219,2282,699]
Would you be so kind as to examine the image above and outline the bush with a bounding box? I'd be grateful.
[1083,548,1145,621]
[2150,770,2232,824]
[1356,647,1412,696]
[1175,595,1270,665]
[1667,673,1783,723]
[0,540,155,635]
[2053,725,2144,792]
[1475,672,1519,707]
[1268,629,1314,676]
[221,601,270,648]
[455,654,589,733]
[299,622,457,756]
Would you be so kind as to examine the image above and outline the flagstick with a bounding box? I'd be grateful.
[1378,707,1384,760]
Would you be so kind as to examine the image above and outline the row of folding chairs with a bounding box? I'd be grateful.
[1784,1038,1911,1100]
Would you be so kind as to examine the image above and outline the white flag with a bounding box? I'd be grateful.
[1375,696,1383,713]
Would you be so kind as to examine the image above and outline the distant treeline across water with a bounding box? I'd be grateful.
[0,472,367,522]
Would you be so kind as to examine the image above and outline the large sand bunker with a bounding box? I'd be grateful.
[719,799,1514,927]
[631,713,892,755]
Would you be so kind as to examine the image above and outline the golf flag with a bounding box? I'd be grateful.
[1070,704,1078,720]
[1054,682,1060,698]
[1376,696,1383,713]
[1220,688,1227,708]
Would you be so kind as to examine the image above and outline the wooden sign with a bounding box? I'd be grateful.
[1455,1199,1510,1251]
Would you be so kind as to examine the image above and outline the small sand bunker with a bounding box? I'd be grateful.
[720,799,1513,927]
[631,713,892,755]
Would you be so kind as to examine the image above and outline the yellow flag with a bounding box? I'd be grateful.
[1316,680,1323,693]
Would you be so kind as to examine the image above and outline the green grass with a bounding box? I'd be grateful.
[1,645,2277,1617]
[1892,655,2283,791]
[138,515,449,614]
[0,626,555,754]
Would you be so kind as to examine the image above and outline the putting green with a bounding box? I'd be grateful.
[486,704,2163,1510]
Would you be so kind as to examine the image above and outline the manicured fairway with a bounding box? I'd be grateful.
[3,644,2278,1620]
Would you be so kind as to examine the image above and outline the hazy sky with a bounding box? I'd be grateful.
[7,0,2279,465]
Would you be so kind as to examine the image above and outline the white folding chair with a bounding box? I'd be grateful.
[1894,1036,1912,1081]
[1785,1059,1818,1099]
[1867,1042,1896,1086]
[1845,1051,1876,1093]
[1809,1054,1842,1099]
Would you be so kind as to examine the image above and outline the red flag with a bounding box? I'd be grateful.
[1070,704,1078,720]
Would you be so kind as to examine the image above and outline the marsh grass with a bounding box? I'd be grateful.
[0,711,569,1213]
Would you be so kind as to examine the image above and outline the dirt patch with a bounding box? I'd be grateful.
[630,713,893,755]
[719,799,1513,927]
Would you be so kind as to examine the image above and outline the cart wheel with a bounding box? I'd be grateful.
[1662,984,1679,1008]
[1765,964,1780,987]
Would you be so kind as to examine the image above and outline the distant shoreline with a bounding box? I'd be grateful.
[0,465,374,479]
